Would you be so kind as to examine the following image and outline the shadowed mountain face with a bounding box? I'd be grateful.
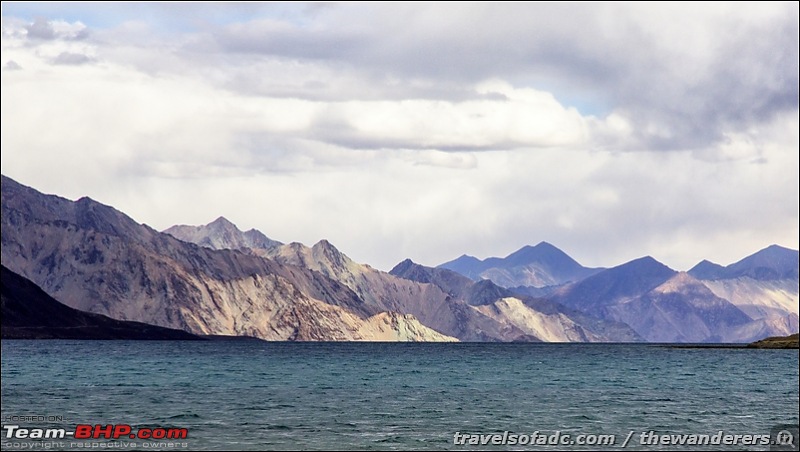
[687,245,799,340]
[687,260,727,280]
[164,217,282,251]
[552,256,677,315]
[389,259,475,300]
[551,256,797,343]
[605,273,754,342]
[438,242,602,288]
[1,265,199,340]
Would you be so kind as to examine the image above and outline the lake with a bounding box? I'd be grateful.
[1,341,797,450]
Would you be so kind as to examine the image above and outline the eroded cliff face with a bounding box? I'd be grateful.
[358,312,458,342]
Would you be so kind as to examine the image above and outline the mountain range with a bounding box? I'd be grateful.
[1,174,797,342]
[439,245,798,342]
[167,217,640,342]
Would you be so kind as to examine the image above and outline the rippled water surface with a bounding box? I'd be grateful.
[2,341,797,450]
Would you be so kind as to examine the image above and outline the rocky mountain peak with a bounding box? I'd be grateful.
[163,217,281,251]
[208,216,237,229]
[311,239,349,268]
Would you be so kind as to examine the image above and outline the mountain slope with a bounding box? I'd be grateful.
[438,242,601,288]
[605,273,753,342]
[358,312,458,342]
[699,278,798,321]
[1,265,199,340]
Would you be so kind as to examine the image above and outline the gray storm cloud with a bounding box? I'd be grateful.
[1,3,797,271]
[199,3,798,151]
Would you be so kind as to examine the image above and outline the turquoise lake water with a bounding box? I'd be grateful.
[1,341,798,450]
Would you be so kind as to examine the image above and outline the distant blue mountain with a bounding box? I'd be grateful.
[689,245,799,281]
[438,241,602,288]
[552,256,676,313]
[438,254,485,280]
[687,259,727,280]
[550,257,759,342]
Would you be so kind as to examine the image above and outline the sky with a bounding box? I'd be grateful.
[1,2,798,272]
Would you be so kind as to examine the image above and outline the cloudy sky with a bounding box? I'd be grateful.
[2,2,798,271]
